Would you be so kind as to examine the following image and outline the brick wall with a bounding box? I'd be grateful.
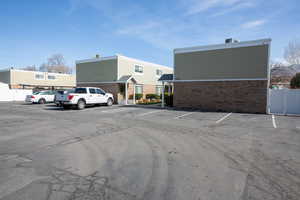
[77,83,120,103]
[77,83,159,103]
[173,80,268,113]
[127,84,157,98]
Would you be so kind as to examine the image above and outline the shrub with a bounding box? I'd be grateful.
[146,93,160,100]
[290,73,300,89]
[129,93,143,100]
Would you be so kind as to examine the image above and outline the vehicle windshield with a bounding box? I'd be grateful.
[74,88,87,94]
[33,92,40,95]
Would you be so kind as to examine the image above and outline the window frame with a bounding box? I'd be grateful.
[156,69,162,77]
[134,65,143,74]
[34,72,45,80]
[135,84,143,94]
[47,75,56,80]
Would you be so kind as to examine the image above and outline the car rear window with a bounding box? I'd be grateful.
[74,88,87,94]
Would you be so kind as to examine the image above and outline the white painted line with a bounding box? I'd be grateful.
[174,112,194,119]
[272,115,277,128]
[216,112,232,124]
[138,110,163,116]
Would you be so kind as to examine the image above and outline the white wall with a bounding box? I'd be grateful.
[0,82,32,101]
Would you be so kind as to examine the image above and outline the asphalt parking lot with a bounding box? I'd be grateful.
[0,102,299,200]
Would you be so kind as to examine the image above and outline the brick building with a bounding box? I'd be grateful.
[173,38,271,113]
[76,54,173,104]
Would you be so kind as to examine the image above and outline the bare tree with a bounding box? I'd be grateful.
[284,39,300,65]
[21,65,37,71]
[39,54,72,74]
[270,60,285,68]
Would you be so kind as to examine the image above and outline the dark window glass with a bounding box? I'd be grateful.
[96,88,105,95]
[89,88,96,94]
[74,88,87,94]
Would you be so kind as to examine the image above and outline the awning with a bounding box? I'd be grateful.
[158,74,173,82]
[117,75,137,84]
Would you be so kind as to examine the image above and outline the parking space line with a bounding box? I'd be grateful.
[272,115,277,128]
[174,112,194,119]
[216,112,232,124]
[137,110,163,116]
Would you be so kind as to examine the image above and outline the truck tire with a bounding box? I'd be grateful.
[77,99,86,110]
[106,98,113,106]
[38,98,46,104]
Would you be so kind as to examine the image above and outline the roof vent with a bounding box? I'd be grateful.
[225,38,239,44]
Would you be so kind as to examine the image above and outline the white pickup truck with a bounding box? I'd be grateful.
[55,87,114,110]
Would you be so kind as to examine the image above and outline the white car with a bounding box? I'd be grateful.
[25,91,56,104]
[55,87,114,110]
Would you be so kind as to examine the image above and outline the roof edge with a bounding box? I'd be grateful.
[76,56,118,64]
[174,38,272,54]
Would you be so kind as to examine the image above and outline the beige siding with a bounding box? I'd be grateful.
[0,70,10,84]
[76,59,118,83]
[117,56,173,85]
[175,45,269,80]
[10,70,75,87]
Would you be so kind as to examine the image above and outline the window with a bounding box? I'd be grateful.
[135,85,143,94]
[134,65,143,73]
[74,88,87,94]
[89,88,96,94]
[156,69,162,76]
[48,75,56,80]
[156,86,163,95]
[35,73,44,80]
[96,88,105,95]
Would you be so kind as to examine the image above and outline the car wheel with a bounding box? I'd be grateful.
[77,100,85,110]
[38,98,46,104]
[106,98,113,106]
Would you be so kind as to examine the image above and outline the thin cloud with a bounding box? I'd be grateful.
[183,0,244,15]
[210,2,255,17]
[241,20,267,29]
[116,21,199,50]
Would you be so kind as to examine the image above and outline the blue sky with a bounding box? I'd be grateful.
[0,0,299,70]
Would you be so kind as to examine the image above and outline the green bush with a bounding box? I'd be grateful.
[129,93,143,100]
[146,93,160,100]
[290,73,300,89]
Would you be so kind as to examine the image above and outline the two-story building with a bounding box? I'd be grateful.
[0,68,76,90]
[173,38,271,113]
[76,54,173,104]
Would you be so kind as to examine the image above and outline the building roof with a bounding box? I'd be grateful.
[117,75,137,83]
[174,38,271,54]
[158,74,173,81]
[76,54,171,69]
